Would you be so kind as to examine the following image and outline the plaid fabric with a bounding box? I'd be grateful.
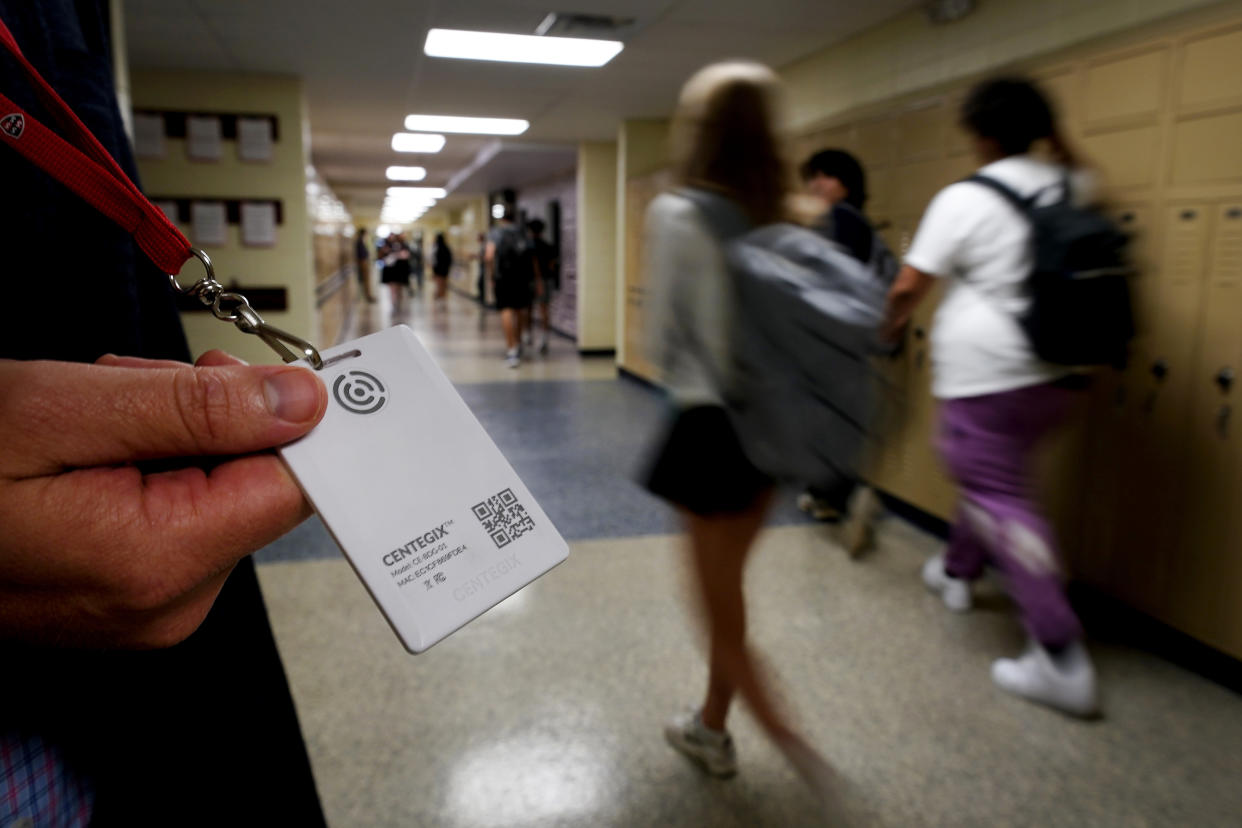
[0,733,92,828]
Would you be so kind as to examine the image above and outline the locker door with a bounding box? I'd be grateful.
[1165,203,1242,658]
[1112,204,1213,611]
[864,217,916,496]
[1073,205,1165,608]
[900,276,957,519]
[1177,24,1242,114]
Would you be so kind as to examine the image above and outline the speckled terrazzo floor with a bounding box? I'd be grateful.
[254,292,1242,826]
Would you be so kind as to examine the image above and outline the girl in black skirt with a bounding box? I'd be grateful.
[644,60,833,797]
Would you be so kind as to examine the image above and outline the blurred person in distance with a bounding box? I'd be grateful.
[527,218,559,355]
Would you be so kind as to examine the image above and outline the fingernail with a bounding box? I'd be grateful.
[264,369,321,422]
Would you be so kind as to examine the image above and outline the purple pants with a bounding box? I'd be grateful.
[937,382,1083,649]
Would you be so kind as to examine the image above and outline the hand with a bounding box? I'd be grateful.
[0,350,327,649]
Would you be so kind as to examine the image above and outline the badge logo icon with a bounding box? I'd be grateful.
[1,113,24,139]
[332,369,386,414]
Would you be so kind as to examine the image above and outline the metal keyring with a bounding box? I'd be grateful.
[166,248,324,369]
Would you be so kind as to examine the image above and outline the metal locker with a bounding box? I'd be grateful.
[1165,203,1242,655]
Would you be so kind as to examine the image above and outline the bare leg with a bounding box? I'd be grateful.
[518,307,531,346]
[501,308,519,351]
[684,491,797,741]
[539,300,552,350]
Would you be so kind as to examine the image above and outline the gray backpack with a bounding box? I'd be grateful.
[680,189,886,489]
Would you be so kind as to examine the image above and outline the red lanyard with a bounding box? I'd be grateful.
[0,15,191,275]
[0,15,322,366]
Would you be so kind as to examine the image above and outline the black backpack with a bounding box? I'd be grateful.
[495,225,533,283]
[967,174,1134,367]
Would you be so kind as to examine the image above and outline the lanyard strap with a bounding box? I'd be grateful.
[0,15,322,367]
[0,15,190,274]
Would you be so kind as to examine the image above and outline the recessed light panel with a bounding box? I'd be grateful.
[404,114,529,136]
[391,133,447,153]
[425,28,622,67]
[386,187,447,199]
[386,166,428,181]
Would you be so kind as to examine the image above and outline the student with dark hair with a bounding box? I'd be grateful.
[432,232,453,300]
[485,208,534,368]
[800,149,872,262]
[882,76,1098,717]
[526,218,558,355]
[796,148,887,554]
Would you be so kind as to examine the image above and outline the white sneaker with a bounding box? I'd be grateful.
[505,348,520,369]
[664,709,737,778]
[922,553,972,612]
[992,639,1099,718]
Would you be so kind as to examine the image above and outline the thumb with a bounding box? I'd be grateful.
[2,358,328,477]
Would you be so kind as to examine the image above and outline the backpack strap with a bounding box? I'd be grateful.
[964,174,1034,216]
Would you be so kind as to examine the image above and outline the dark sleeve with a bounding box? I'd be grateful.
[0,0,189,364]
[827,204,874,265]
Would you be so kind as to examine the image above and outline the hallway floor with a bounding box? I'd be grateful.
[255,289,1242,827]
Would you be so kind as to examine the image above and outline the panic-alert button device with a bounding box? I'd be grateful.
[278,325,569,652]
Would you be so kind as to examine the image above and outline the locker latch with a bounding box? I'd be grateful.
[1143,359,1168,413]
[1215,368,1233,439]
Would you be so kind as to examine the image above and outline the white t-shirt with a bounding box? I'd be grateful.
[905,155,1075,399]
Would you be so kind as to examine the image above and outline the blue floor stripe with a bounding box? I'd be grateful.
[257,378,814,563]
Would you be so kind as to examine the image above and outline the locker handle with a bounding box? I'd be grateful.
[1227,207,1242,220]
[1215,367,1234,393]
[1151,359,1168,381]
[1120,212,1135,223]
[1180,209,1197,221]
[913,326,926,341]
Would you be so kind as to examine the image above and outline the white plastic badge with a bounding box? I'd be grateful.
[278,325,568,652]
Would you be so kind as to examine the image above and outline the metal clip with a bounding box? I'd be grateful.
[168,248,324,369]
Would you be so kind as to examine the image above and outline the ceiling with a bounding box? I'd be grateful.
[124,0,919,218]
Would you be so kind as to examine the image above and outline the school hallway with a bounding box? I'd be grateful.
[253,289,1242,828]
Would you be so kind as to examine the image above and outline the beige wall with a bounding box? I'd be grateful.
[614,121,670,366]
[131,70,316,366]
[781,0,1228,131]
[577,141,618,351]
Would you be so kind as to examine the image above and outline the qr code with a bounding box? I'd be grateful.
[471,488,536,549]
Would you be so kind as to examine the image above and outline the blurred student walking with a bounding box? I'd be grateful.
[883,77,1098,717]
[432,232,453,301]
[797,148,890,554]
[380,232,413,317]
[355,226,376,303]
[644,60,834,796]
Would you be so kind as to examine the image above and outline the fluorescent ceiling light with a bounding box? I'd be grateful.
[404,114,528,136]
[386,187,447,198]
[425,28,622,67]
[384,194,436,206]
[392,133,447,153]
[386,166,427,181]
